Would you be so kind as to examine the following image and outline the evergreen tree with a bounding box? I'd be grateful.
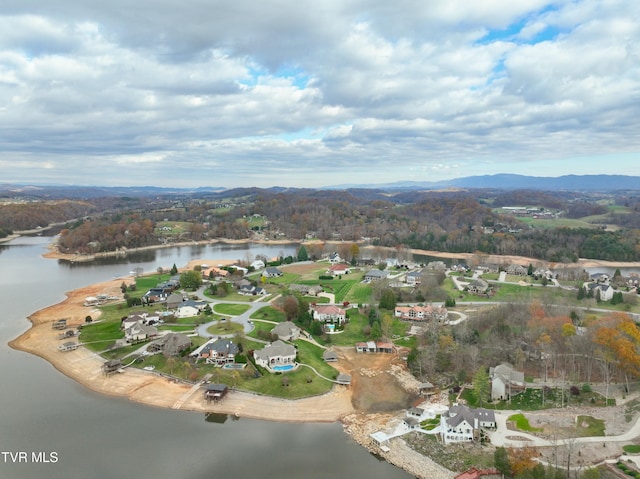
[379,288,397,310]
[170,263,178,275]
[577,284,585,300]
[472,366,490,407]
[527,263,533,276]
[494,447,510,478]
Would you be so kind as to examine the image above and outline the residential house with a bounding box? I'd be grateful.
[175,305,200,318]
[165,292,185,309]
[328,263,350,276]
[405,271,422,286]
[426,261,447,271]
[310,304,347,326]
[441,404,496,444]
[148,332,192,357]
[407,407,425,419]
[238,284,267,296]
[506,264,528,276]
[251,259,265,270]
[477,264,499,274]
[288,284,323,296]
[590,272,610,283]
[202,266,229,280]
[124,320,158,342]
[584,282,614,301]
[262,267,283,278]
[190,338,239,365]
[253,340,297,369]
[364,269,388,282]
[467,279,490,295]
[533,268,556,280]
[271,321,301,341]
[395,305,448,322]
[328,252,342,264]
[489,363,525,401]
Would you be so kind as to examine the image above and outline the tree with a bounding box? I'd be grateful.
[370,321,382,340]
[283,296,300,321]
[472,367,490,407]
[527,263,534,276]
[445,296,456,308]
[379,288,397,310]
[170,263,178,275]
[297,245,309,262]
[180,270,202,290]
[494,447,510,477]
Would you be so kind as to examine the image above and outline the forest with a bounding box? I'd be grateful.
[3,187,640,262]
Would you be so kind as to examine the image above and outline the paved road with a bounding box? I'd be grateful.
[488,408,640,448]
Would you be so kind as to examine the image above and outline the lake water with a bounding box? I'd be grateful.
[0,237,411,479]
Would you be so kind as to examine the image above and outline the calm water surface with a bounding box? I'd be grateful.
[0,237,411,479]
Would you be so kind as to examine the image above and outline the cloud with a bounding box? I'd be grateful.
[0,0,638,187]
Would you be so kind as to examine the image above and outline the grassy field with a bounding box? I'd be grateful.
[206,320,244,335]
[507,413,543,432]
[212,303,251,316]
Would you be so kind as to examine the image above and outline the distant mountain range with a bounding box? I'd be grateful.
[328,174,640,192]
[1,174,638,198]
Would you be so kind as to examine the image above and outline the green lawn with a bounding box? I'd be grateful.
[576,415,605,437]
[233,340,338,399]
[507,413,542,432]
[206,320,244,335]
[213,303,251,316]
[250,306,286,322]
[79,320,124,352]
[246,320,275,339]
[623,445,640,454]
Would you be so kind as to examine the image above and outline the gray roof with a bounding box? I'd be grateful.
[365,269,387,278]
[490,363,524,385]
[254,340,296,362]
[271,321,299,338]
[447,404,495,428]
[201,338,239,356]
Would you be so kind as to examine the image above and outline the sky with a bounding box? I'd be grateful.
[1,0,639,189]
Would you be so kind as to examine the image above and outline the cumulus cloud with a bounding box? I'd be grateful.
[0,0,639,187]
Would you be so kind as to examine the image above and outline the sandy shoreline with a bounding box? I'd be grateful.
[9,275,355,423]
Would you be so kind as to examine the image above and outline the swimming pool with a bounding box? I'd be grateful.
[272,364,295,372]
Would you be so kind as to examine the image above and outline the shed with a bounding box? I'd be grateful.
[322,350,338,362]
[336,374,351,385]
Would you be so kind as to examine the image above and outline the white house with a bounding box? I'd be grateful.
[489,363,525,401]
[254,340,297,369]
[251,260,265,270]
[440,404,496,444]
[584,282,614,301]
[310,304,347,325]
[176,305,200,318]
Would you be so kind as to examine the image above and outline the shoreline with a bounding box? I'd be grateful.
[9,261,455,478]
[8,275,355,423]
[40,234,640,270]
